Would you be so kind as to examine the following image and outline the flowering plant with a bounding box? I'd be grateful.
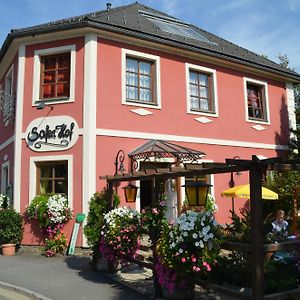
[0,193,9,209]
[99,207,141,266]
[156,210,220,293]
[26,194,72,256]
[45,233,67,257]
[141,200,168,241]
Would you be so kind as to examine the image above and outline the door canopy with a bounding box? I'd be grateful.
[129,139,205,169]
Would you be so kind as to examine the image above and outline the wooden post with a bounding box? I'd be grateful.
[249,158,264,300]
[107,182,113,211]
[151,177,163,298]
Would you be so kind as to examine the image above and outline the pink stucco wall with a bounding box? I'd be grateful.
[7,34,290,245]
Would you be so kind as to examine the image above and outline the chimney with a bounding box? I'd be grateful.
[106,3,112,11]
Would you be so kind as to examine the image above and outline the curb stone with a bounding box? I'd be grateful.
[0,281,52,300]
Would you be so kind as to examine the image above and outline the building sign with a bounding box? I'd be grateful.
[25,116,79,152]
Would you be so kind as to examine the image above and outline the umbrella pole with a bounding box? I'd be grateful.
[231,197,235,215]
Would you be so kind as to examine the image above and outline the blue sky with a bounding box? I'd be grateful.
[1,0,299,72]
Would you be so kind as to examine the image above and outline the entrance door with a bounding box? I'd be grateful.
[139,161,178,220]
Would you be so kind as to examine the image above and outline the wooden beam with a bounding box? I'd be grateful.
[250,162,264,300]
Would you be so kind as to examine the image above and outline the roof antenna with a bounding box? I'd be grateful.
[106,3,112,10]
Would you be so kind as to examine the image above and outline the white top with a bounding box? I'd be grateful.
[271,220,288,233]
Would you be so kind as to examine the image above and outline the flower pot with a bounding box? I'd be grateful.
[1,243,16,256]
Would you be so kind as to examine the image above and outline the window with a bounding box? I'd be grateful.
[36,161,68,195]
[186,63,218,116]
[126,57,154,104]
[122,49,161,109]
[247,84,266,121]
[244,78,269,123]
[32,45,76,105]
[1,161,9,194]
[3,66,13,121]
[189,71,213,112]
[40,53,70,100]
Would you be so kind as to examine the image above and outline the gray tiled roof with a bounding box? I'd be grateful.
[1,2,299,81]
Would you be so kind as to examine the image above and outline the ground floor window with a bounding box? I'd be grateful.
[36,161,68,195]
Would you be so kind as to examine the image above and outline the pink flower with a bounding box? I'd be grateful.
[152,208,159,215]
[181,258,186,263]
[192,257,196,262]
[203,261,211,272]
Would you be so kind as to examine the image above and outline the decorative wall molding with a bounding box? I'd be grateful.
[95,128,288,151]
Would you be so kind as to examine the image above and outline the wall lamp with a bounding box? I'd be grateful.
[36,102,54,111]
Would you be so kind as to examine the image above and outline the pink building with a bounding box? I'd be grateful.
[0,3,299,246]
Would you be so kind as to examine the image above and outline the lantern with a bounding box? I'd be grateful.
[182,181,212,207]
[123,183,138,203]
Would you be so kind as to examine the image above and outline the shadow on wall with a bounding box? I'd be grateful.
[275,95,290,157]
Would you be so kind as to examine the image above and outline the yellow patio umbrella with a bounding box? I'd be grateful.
[221,184,278,200]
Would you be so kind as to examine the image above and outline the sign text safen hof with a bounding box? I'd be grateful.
[25,116,79,152]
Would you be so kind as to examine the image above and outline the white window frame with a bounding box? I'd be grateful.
[32,45,76,106]
[185,63,218,117]
[244,77,270,125]
[29,155,73,209]
[122,48,161,109]
[1,161,9,194]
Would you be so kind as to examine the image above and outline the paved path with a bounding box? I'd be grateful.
[0,253,149,300]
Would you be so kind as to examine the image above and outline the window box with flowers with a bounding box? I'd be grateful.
[99,207,142,271]
[26,194,73,256]
[156,210,221,299]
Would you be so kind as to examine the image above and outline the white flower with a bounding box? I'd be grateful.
[183,231,188,237]
[179,248,183,253]
[195,241,200,247]
[192,233,198,239]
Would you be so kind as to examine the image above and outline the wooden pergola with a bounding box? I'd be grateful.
[100,155,300,300]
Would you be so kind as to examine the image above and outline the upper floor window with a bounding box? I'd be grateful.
[186,63,218,117]
[122,49,161,109]
[0,65,14,126]
[33,45,76,105]
[5,67,13,97]
[244,78,269,123]
[189,71,213,112]
[40,53,70,100]
[126,57,154,104]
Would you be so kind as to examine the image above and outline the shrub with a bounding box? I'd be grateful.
[0,208,23,244]
[84,189,119,254]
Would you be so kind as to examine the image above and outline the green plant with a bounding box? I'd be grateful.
[156,210,220,286]
[26,194,50,228]
[45,233,67,257]
[224,200,251,242]
[0,194,9,209]
[0,208,23,244]
[84,189,119,254]
[211,252,251,288]
[265,260,299,294]
[26,194,72,256]
[99,207,141,266]
[141,200,168,242]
